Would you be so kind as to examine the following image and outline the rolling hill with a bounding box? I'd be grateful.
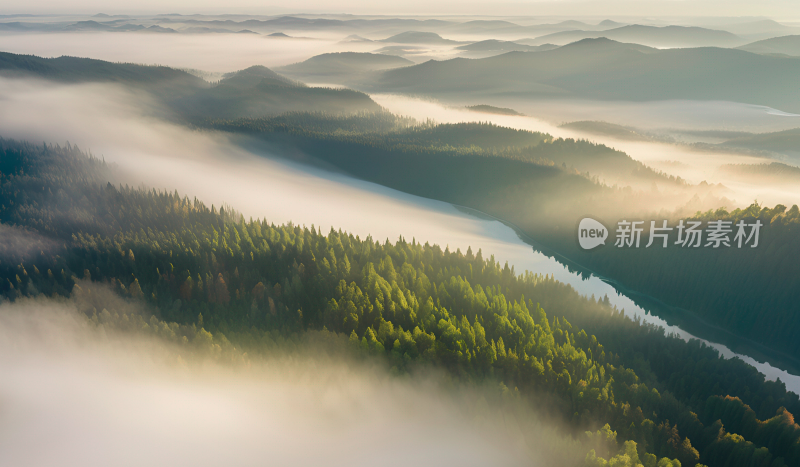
[711,19,799,38]
[455,40,556,52]
[277,52,413,83]
[0,51,382,118]
[529,24,743,48]
[174,65,382,118]
[219,65,301,87]
[369,38,800,113]
[378,31,461,45]
[718,127,800,158]
[738,35,800,56]
[0,50,206,100]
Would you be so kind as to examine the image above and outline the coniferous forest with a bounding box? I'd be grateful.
[2,9,800,466]
[2,137,800,467]
[199,112,800,360]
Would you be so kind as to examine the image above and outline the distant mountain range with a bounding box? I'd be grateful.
[368,37,800,113]
[2,15,797,47]
[704,19,799,39]
[527,24,744,48]
[0,19,260,34]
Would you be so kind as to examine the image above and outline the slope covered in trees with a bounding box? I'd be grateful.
[0,50,207,100]
[540,204,800,362]
[198,113,800,360]
[2,137,800,467]
[200,112,675,187]
[173,66,381,118]
[0,51,204,86]
[0,51,382,118]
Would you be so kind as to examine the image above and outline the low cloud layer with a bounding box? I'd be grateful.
[0,76,547,254]
[0,298,569,467]
[0,31,379,73]
[0,224,62,261]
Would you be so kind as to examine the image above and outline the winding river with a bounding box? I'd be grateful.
[164,138,800,395]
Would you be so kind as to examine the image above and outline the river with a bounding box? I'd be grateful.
[1,75,797,394]
[176,139,800,395]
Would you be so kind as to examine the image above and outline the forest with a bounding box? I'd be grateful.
[3,7,800,466]
[2,137,800,467]
[199,112,676,186]
[197,112,800,360]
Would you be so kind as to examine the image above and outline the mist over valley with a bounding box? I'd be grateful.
[2,6,800,467]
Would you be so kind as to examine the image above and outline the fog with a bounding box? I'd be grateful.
[0,77,790,297]
[2,13,800,466]
[0,76,714,275]
[502,99,800,134]
[0,224,60,260]
[0,77,623,310]
[2,25,796,212]
[0,77,659,315]
[0,76,548,252]
[0,30,487,70]
[372,94,800,207]
[0,298,572,467]
[4,75,800,397]
[0,32,356,72]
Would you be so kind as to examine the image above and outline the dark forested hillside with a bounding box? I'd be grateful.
[540,204,800,362]
[197,113,800,361]
[200,113,675,186]
[0,50,208,100]
[0,51,205,87]
[2,136,799,467]
[0,51,382,118]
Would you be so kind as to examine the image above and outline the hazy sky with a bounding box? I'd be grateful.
[1,1,798,20]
